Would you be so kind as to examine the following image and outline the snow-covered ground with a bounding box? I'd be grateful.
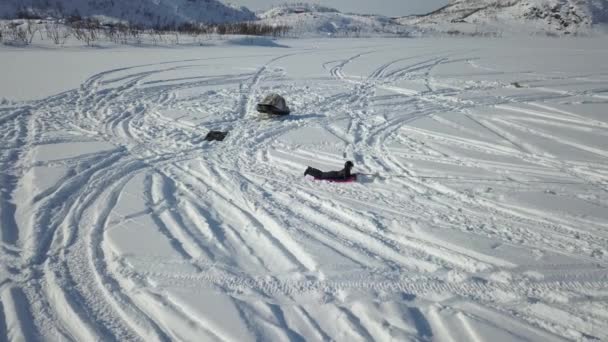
[2,36,608,341]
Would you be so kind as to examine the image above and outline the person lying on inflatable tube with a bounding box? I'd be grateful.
[304,161,356,182]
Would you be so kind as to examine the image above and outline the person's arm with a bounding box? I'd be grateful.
[333,168,348,179]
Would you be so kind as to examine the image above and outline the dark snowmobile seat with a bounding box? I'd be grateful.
[204,131,228,141]
[257,94,290,115]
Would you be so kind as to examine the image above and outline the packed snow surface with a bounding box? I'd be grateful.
[2,36,608,341]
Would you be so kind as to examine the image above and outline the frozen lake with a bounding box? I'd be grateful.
[1,36,608,341]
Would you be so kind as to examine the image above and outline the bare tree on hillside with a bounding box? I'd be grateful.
[71,20,100,46]
[45,21,71,45]
[25,20,40,44]
[4,23,29,45]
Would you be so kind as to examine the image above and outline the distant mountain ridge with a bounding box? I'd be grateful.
[0,0,256,25]
[2,0,606,36]
[259,3,340,19]
[257,3,409,37]
[399,0,608,35]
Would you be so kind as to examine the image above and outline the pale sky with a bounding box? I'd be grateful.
[228,0,449,17]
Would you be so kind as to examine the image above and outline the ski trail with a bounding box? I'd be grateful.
[171,163,318,273]
[85,161,175,341]
[0,286,41,341]
[428,306,457,342]
[53,158,167,341]
[293,307,332,341]
[457,312,484,342]
[148,172,211,262]
[337,307,375,341]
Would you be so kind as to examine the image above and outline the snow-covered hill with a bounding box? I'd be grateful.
[0,0,256,25]
[258,3,410,37]
[399,0,608,35]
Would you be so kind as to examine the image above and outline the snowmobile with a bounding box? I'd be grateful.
[256,93,290,116]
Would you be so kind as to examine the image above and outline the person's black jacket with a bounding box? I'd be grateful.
[305,161,354,180]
